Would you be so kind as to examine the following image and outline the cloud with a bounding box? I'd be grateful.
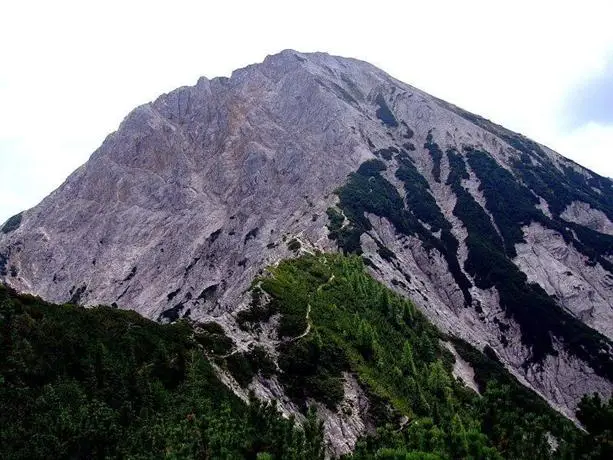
[1,0,613,222]
[0,137,90,222]
[545,52,613,178]
[564,56,613,128]
[550,122,613,178]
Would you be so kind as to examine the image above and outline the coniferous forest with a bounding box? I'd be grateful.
[1,255,612,459]
[0,284,324,459]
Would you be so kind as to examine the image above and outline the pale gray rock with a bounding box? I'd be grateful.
[561,201,613,236]
[515,222,613,339]
[537,197,554,219]
[316,373,373,457]
[443,341,480,394]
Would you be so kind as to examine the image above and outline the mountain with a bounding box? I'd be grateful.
[1,50,613,454]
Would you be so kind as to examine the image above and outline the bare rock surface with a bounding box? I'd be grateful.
[561,201,613,236]
[515,222,613,339]
[443,341,480,394]
[315,373,373,457]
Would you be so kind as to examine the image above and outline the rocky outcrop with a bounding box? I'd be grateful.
[316,373,373,457]
[443,342,480,394]
[1,50,613,441]
[561,201,613,236]
[515,222,613,340]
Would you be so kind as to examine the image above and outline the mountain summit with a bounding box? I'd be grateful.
[2,50,613,453]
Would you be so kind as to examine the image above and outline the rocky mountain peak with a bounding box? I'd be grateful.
[2,50,613,454]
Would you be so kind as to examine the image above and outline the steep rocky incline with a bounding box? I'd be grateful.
[1,50,613,446]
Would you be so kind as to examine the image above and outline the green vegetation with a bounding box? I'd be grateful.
[401,121,415,139]
[326,159,401,254]
[395,149,471,305]
[424,132,443,183]
[0,252,7,277]
[2,254,613,458]
[465,148,543,257]
[320,144,613,455]
[0,284,325,459]
[445,104,547,161]
[327,157,471,305]
[194,321,234,354]
[225,346,276,387]
[253,253,613,459]
[450,102,613,219]
[464,148,613,271]
[1,212,22,234]
[287,238,302,251]
[575,393,613,458]
[237,286,279,332]
[374,147,399,161]
[244,227,259,243]
[375,94,399,128]
[511,155,613,271]
[450,102,613,267]
[447,149,613,376]
[395,155,447,233]
[262,254,450,415]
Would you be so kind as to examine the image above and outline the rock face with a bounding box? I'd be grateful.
[2,50,613,451]
[515,222,613,339]
[561,201,613,236]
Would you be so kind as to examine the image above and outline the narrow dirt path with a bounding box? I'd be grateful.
[286,303,312,342]
[287,273,334,342]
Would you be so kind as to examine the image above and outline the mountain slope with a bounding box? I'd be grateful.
[1,50,613,438]
[5,261,613,459]
[0,284,326,459]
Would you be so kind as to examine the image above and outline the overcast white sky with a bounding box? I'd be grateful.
[1,0,613,222]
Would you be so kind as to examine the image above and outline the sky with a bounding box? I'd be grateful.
[1,0,613,223]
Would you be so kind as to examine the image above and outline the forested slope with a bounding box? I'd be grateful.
[0,285,324,459]
[1,254,612,459]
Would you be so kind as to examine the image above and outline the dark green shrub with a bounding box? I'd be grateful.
[287,238,301,251]
[1,212,22,234]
